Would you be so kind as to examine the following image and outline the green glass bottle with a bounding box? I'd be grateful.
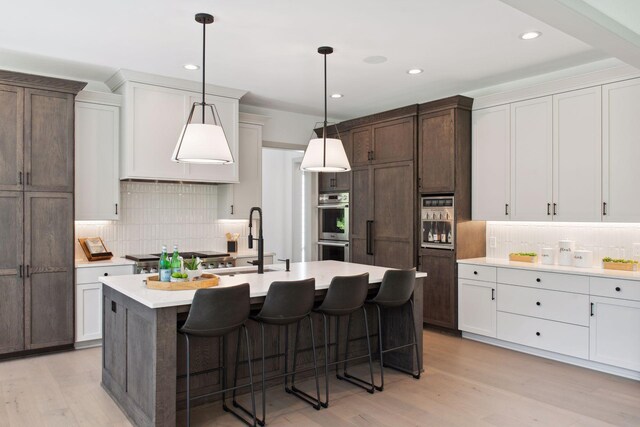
[170,245,181,275]
[158,245,171,282]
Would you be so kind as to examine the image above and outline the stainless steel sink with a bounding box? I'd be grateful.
[213,267,279,276]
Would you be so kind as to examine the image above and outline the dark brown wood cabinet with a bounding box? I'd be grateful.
[420,249,456,328]
[350,115,415,168]
[0,70,84,357]
[350,167,372,265]
[418,96,485,331]
[0,191,24,353]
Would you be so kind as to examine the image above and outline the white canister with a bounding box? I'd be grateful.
[558,239,575,266]
[573,250,593,268]
[541,247,555,265]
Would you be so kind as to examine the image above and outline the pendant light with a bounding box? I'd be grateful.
[300,46,351,172]
[172,13,233,164]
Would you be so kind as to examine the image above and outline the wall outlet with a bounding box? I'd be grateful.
[633,243,640,259]
[489,237,497,248]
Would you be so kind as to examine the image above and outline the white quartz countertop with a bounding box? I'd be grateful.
[459,257,640,282]
[100,260,427,309]
[232,250,276,259]
[75,257,136,269]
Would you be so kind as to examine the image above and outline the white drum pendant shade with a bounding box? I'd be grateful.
[300,137,350,172]
[172,123,233,164]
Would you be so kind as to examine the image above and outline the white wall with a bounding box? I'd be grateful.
[487,222,640,266]
[240,104,337,147]
[261,148,306,261]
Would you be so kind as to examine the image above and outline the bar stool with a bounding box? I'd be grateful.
[178,284,257,427]
[347,268,420,391]
[314,273,375,408]
[232,278,320,426]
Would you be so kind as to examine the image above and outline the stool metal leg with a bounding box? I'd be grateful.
[377,300,422,380]
[184,333,191,427]
[289,315,321,410]
[320,313,330,408]
[243,325,258,427]
[375,304,384,391]
[338,307,375,393]
[341,313,352,377]
[410,299,421,379]
[226,328,258,426]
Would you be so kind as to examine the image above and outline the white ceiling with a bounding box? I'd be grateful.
[0,0,612,119]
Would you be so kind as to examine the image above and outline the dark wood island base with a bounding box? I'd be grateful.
[101,272,424,427]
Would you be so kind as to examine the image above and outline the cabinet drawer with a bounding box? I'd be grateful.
[76,265,134,284]
[497,284,589,326]
[497,268,588,294]
[497,311,589,359]
[590,277,640,302]
[458,264,496,283]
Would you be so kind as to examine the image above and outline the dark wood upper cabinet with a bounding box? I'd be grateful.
[418,96,473,194]
[372,117,415,165]
[24,89,75,193]
[0,191,24,353]
[351,125,372,167]
[0,85,24,191]
[24,192,74,350]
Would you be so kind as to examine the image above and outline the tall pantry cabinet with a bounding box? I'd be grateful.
[0,70,85,356]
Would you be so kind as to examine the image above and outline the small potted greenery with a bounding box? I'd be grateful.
[183,256,203,280]
[602,257,638,271]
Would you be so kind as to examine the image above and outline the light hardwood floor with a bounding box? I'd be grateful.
[1,331,638,426]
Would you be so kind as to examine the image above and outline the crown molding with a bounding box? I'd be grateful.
[239,112,269,126]
[0,69,86,94]
[106,69,247,100]
[75,90,122,106]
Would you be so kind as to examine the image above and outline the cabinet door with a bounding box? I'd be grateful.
[318,173,336,192]
[350,167,372,265]
[0,191,24,354]
[421,249,456,329]
[217,122,262,219]
[184,93,239,183]
[75,102,120,220]
[472,105,510,220]
[372,162,414,269]
[24,192,74,349]
[590,296,640,371]
[602,78,640,222]
[510,97,553,221]
[126,84,187,180]
[458,278,496,337]
[24,89,74,192]
[553,87,602,222]
[0,85,24,191]
[371,117,415,164]
[76,283,103,342]
[351,125,372,167]
[419,110,454,193]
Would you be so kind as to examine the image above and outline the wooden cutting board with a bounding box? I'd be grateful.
[145,273,220,290]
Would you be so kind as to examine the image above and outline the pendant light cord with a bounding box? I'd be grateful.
[202,18,206,124]
[323,51,327,167]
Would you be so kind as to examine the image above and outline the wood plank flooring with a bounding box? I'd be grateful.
[0,330,638,426]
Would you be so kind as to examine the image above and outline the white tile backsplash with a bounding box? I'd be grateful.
[487,221,640,265]
[75,181,252,259]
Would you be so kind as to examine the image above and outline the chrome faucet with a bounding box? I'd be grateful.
[248,207,264,274]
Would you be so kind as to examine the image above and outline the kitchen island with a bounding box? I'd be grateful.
[100,261,427,427]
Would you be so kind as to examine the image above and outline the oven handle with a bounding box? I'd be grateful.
[317,204,349,209]
[317,241,349,247]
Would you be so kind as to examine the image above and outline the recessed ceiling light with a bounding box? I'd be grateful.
[520,31,542,40]
[184,64,200,70]
[407,68,423,75]
[331,93,343,99]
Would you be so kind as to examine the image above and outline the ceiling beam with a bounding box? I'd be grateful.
[500,0,640,69]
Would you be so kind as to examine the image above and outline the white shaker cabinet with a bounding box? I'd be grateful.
[590,296,640,372]
[510,96,553,221]
[458,278,496,337]
[552,87,602,222]
[472,105,511,220]
[602,78,640,222]
[75,92,121,220]
[218,115,266,219]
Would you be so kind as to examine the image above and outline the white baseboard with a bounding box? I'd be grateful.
[74,339,102,350]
